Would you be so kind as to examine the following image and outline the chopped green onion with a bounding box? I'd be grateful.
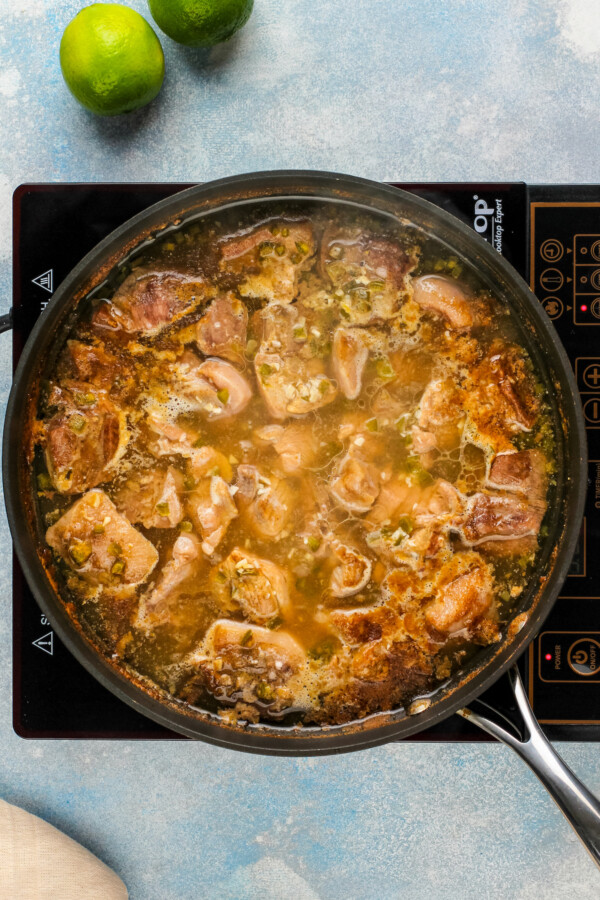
[92,523,105,535]
[107,542,122,557]
[37,473,53,491]
[280,226,290,237]
[308,638,336,662]
[155,501,170,516]
[259,242,274,258]
[245,338,258,358]
[259,363,274,379]
[240,629,254,647]
[216,388,229,405]
[179,520,193,532]
[69,540,92,567]
[69,413,87,434]
[183,476,196,491]
[295,240,310,256]
[192,437,204,448]
[275,244,286,256]
[365,418,378,432]
[256,681,275,701]
[111,560,125,575]
[376,358,395,379]
[307,536,321,552]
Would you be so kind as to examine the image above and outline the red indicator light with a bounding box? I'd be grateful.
[582,304,588,312]
[545,653,552,661]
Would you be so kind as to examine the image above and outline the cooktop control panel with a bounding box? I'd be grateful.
[11,181,600,740]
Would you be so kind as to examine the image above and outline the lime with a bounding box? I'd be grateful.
[148,0,254,47]
[60,4,165,117]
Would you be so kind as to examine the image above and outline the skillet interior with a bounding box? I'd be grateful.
[3,172,588,754]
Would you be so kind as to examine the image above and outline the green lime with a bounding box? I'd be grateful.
[60,4,165,117]
[148,0,254,47]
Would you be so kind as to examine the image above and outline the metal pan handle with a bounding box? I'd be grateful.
[0,310,13,334]
[458,667,600,870]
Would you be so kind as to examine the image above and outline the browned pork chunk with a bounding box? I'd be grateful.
[412,275,474,331]
[46,490,158,587]
[44,382,129,494]
[329,542,373,598]
[220,221,315,304]
[174,352,252,420]
[331,327,369,399]
[236,465,294,541]
[195,293,248,363]
[136,533,202,629]
[115,467,184,529]
[253,423,318,475]
[187,475,238,556]
[93,270,207,335]
[210,549,292,623]
[330,452,380,514]
[320,226,418,323]
[487,449,548,503]
[424,554,494,637]
[460,492,545,548]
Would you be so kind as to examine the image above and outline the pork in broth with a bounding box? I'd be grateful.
[32,207,555,726]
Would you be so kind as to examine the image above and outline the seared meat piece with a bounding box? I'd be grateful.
[187,475,238,556]
[136,533,202,629]
[330,452,380,514]
[115,466,184,529]
[175,352,252,420]
[44,382,129,494]
[329,606,400,644]
[460,491,545,547]
[195,293,248,363]
[412,275,474,331]
[464,343,541,447]
[416,378,465,452]
[424,553,494,636]
[487,449,548,503]
[66,340,122,391]
[332,327,369,399]
[93,270,207,335]
[188,446,233,482]
[220,221,315,304]
[329,542,373,598]
[253,422,318,474]
[254,349,337,419]
[183,619,306,715]
[367,476,462,530]
[461,448,548,552]
[46,490,158,587]
[211,549,292,623]
[236,464,294,541]
[320,226,418,323]
[145,410,200,458]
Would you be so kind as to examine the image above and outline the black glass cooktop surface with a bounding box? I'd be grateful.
[11,181,599,740]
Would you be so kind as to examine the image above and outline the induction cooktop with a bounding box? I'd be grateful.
[10,181,599,741]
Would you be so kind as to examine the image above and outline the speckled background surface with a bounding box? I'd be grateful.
[1,1,600,897]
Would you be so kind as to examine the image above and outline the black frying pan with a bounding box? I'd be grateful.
[3,172,599,865]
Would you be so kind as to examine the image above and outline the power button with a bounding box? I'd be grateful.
[539,632,600,682]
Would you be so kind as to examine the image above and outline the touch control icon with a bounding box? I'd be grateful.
[567,638,600,676]
[540,268,564,292]
[541,296,563,319]
[540,239,564,263]
[583,363,600,390]
[583,397,600,425]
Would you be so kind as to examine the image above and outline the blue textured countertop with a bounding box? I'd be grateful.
[1,1,600,897]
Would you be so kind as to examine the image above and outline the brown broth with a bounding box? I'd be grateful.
[33,206,556,726]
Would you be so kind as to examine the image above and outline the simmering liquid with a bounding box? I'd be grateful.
[31,203,555,726]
